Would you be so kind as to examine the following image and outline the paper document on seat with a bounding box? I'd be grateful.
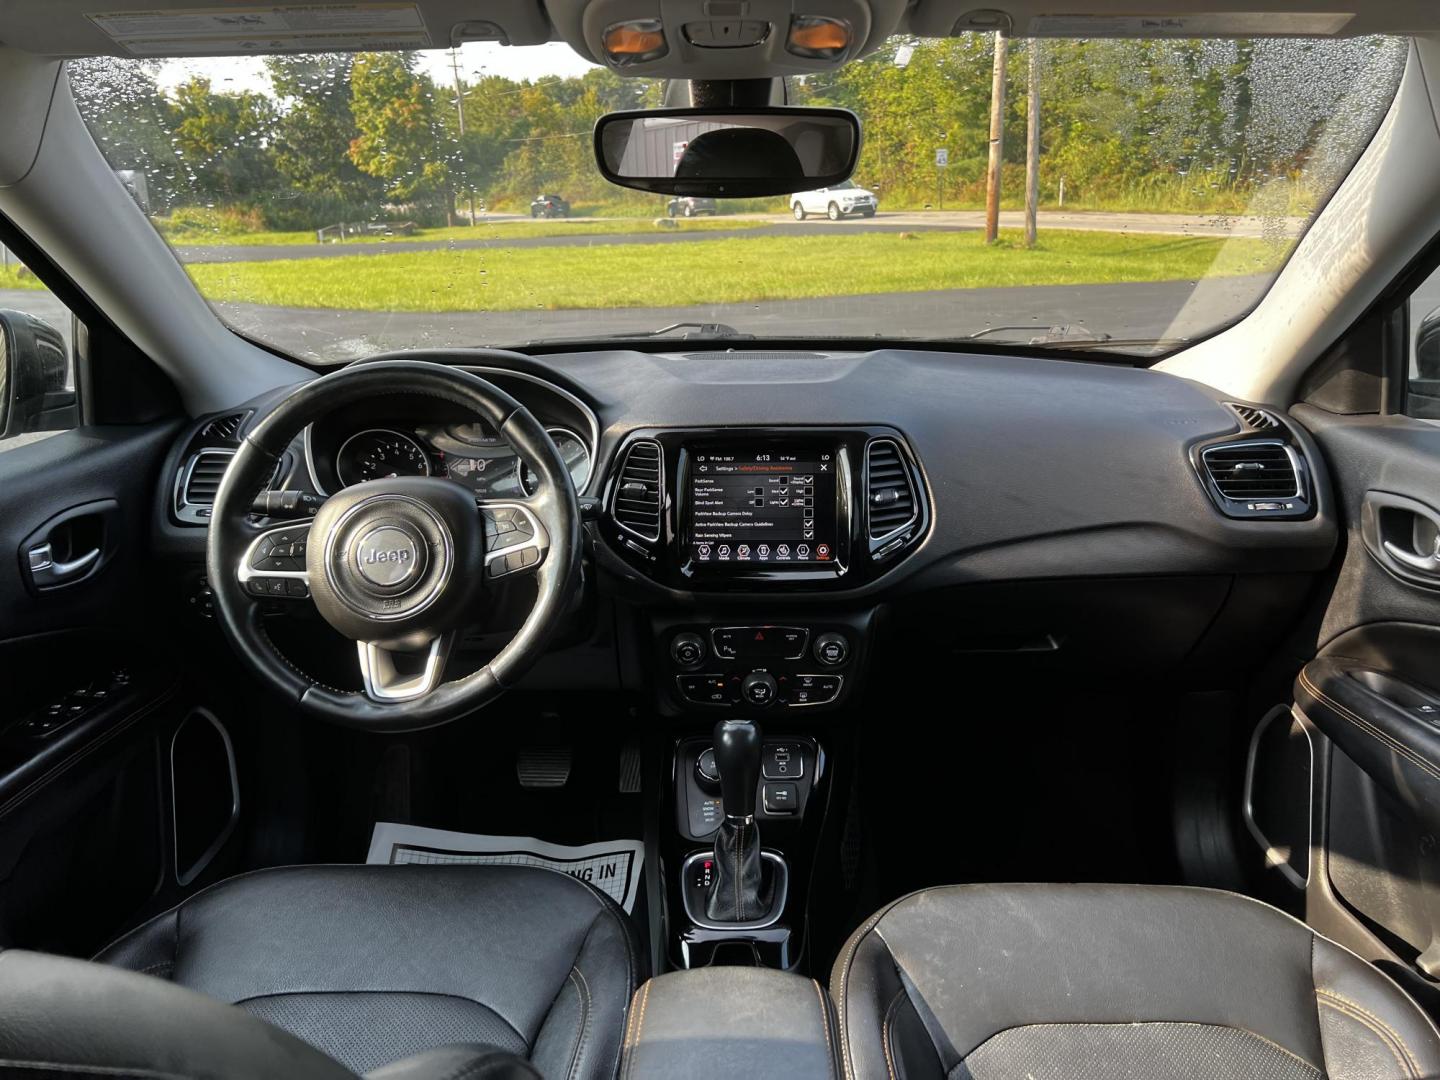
[366,823,644,913]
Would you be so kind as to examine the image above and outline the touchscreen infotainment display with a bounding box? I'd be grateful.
[686,448,838,567]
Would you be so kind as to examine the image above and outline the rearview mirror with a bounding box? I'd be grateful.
[0,309,75,439]
[594,107,860,198]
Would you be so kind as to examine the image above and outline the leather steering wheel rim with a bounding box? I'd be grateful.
[206,357,582,732]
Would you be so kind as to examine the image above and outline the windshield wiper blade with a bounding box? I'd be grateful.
[516,322,755,347]
[967,325,1190,353]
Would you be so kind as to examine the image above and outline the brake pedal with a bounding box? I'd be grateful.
[516,746,572,788]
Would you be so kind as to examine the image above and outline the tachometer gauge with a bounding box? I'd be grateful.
[521,429,592,496]
[336,429,431,486]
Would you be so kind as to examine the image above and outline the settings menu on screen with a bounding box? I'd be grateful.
[686,449,837,565]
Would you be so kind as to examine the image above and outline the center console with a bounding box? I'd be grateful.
[601,426,928,592]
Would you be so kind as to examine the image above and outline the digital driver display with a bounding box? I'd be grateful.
[686,448,838,567]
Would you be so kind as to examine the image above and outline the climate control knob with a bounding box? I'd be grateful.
[741,670,779,708]
[814,632,850,666]
[670,632,705,668]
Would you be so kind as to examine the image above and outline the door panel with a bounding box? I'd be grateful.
[1291,403,1440,1004]
[0,419,186,952]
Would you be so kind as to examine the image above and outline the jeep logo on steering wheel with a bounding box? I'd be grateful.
[353,526,420,588]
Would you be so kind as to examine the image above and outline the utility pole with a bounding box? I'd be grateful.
[984,31,1008,244]
[1025,39,1040,248]
[449,47,476,226]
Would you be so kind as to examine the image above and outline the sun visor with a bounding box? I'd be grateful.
[1,0,552,58]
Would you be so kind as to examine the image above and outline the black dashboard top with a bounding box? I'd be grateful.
[161,346,1338,598]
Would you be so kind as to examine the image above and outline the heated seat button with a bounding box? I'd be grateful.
[762,742,804,780]
[762,782,799,815]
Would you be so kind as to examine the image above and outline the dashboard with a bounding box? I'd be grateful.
[162,346,1343,715]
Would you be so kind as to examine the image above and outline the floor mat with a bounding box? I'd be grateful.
[365,822,644,913]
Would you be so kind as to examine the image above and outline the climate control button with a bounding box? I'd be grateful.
[741,670,779,707]
[813,632,850,666]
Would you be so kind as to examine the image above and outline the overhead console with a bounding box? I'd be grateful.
[601,426,928,592]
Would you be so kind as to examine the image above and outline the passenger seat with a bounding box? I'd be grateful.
[832,884,1440,1080]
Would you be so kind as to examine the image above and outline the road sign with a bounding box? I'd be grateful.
[935,148,949,167]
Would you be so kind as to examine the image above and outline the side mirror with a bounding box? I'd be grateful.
[1418,305,1440,381]
[594,107,860,198]
[0,309,75,439]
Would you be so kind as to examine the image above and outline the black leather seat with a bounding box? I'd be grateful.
[94,864,641,1078]
[832,884,1440,1080]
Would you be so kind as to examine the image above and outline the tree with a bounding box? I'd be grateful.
[66,58,182,211]
[348,52,454,223]
[266,54,383,210]
[168,77,278,201]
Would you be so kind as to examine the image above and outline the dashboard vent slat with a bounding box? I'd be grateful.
[866,438,919,542]
[1201,442,1298,500]
[1227,403,1281,431]
[200,411,249,441]
[612,440,663,542]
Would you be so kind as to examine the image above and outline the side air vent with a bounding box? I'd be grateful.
[1228,404,1281,431]
[866,438,919,545]
[1201,442,1299,500]
[612,440,663,542]
[200,411,249,441]
[175,448,235,524]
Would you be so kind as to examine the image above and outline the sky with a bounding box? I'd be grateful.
[155,40,596,95]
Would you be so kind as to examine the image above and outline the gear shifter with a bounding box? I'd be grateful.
[706,718,775,922]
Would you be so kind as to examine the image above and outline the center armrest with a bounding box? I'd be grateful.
[620,967,839,1079]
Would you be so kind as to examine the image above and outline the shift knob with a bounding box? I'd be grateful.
[713,718,761,821]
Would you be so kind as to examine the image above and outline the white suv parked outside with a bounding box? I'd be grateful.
[790,180,878,220]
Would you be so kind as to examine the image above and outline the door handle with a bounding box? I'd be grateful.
[26,542,101,587]
[1361,491,1440,586]
[18,498,118,594]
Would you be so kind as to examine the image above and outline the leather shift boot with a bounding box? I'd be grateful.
[705,818,774,922]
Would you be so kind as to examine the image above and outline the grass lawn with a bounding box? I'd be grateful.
[171,228,1285,313]
[158,216,771,247]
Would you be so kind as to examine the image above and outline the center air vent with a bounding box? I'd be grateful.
[200,411,249,441]
[1201,442,1299,501]
[612,440,663,542]
[865,438,919,545]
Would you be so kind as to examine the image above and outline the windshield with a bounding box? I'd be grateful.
[56,35,1406,363]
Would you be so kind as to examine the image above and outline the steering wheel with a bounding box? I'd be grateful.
[206,359,581,731]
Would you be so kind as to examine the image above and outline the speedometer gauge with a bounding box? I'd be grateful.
[336,429,431,486]
[521,429,592,496]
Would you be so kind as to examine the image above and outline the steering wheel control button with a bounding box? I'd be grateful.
[671,632,706,668]
[354,525,423,588]
[741,670,779,707]
[762,742,804,780]
[762,782,799,815]
[813,632,850,666]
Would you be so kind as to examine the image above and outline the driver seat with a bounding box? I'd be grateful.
[92,864,641,1078]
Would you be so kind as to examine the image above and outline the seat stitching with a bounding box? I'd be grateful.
[881,988,905,1080]
[1299,671,1440,782]
[230,988,532,1049]
[565,967,593,1080]
[623,981,651,1080]
[836,906,891,1080]
[812,979,838,1079]
[135,960,173,977]
[1317,990,1420,1078]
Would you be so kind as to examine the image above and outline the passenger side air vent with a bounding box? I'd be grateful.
[612,440,663,542]
[1201,442,1299,500]
[200,411,249,441]
[1228,403,1281,431]
[865,438,919,546]
[175,448,235,525]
